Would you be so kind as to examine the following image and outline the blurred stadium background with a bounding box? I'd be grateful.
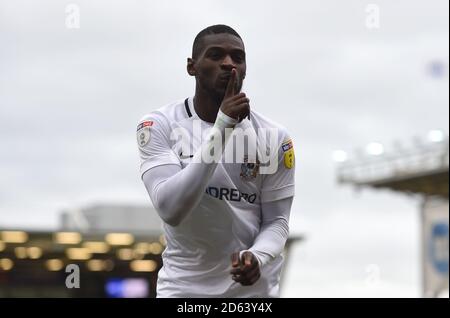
[0,206,302,297]
[336,131,448,297]
[0,206,165,297]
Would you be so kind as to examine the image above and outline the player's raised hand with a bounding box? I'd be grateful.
[230,251,261,286]
[220,68,250,122]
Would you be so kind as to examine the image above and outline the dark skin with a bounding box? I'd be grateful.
[230,251,261,286]
[187,33,260,286]
[187,33,250,123]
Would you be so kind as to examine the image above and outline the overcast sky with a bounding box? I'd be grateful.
[0,0,448,297]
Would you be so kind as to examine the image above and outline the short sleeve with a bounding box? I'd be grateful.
[136,113,181,178]
[260,132,296,203]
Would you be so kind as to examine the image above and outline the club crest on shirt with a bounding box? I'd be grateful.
[137,120,153,147]
[282,139,295,169]
[240,155,260,181]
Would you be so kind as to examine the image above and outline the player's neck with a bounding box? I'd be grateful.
[193,88,221,123]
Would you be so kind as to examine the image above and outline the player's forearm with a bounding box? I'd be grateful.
[146,110,237,226]
[248,197,293,266]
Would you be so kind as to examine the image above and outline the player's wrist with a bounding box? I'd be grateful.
[215,109,238,130]
[246,249,268,267]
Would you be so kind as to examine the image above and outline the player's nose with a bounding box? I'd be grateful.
[221,55,236,69]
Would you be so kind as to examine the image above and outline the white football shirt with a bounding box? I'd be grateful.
[137,97,295,297]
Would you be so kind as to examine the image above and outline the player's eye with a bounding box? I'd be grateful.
[207,50,223,60]
[232,53,245,63]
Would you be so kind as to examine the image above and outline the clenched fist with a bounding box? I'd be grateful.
[230,251,261,286]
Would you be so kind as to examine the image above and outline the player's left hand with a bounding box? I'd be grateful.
[230,251,261,286]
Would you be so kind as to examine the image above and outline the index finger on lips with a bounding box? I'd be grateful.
[224,68,237,98]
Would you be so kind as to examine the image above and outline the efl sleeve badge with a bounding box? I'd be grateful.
[136,120,153,147]
[281,139,295,169]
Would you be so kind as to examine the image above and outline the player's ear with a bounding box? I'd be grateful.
[187,58,196,76]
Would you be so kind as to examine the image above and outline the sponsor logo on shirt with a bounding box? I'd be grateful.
[205,186,257,204]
